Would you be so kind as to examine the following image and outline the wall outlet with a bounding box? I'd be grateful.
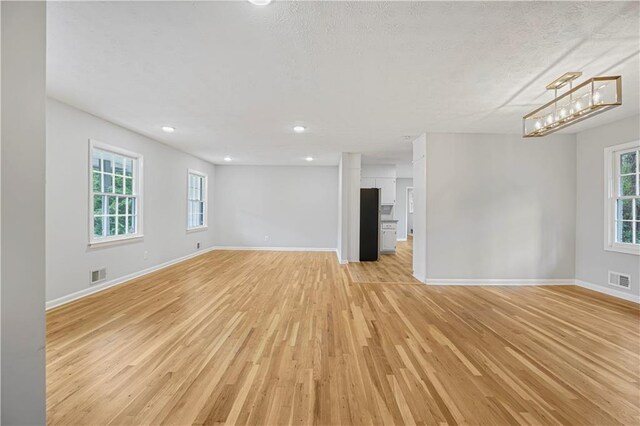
[143,250,149,260]
[196,242,201,249]
[264,235,270,242]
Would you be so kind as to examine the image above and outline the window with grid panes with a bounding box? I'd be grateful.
[605,141,640,255]
[90,141,142,245]
[187,170,207,230]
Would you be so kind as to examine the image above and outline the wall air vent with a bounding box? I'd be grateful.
[90,268,107,285]
[608,271,631,289]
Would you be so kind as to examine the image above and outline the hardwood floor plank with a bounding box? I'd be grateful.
[47,249,640,425]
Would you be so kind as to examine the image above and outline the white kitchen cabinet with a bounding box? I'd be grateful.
[360,177,396,205]
[381,222,397,253]
[376,178,396,205]
[360,177,376,188]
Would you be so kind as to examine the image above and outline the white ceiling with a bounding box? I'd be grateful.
[47,1,640,166]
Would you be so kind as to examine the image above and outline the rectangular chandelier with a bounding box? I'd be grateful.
[523,74,622,137]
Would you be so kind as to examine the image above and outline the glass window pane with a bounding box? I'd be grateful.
[129,215,137,234]
[117,216,126,235]
[114,156,124,175]
[92,154,100,171]
[93,195,103,215]
[198,201,204,215]
[617,199,633,221]
[620,175,636,196]
[93,171,101,192]
[199,213,204,227]
[108,216,117,236]
[617,221,633,243]
[125,159,133,177]
[108,196,117,215]
[125,177,133,195]
[620,151,637,174]
[103,174,113,193]
[118,197,127,215]
[114,175,123,194]
[93,216,104,237]
[636,222,640,244]
[636,199,640,222]
[128,198,136,215]
[103,153,113,174]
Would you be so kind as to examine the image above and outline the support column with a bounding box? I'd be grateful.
[412,134,427,282]
[1,2,47,424]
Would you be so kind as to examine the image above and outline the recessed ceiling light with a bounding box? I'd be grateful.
[293,125,306,133]
[248,0,272,5]
[223,156,232,162]
[305,156,313,162]
[161,126,175,133]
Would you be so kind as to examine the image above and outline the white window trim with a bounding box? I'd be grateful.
[88,139,144,247]
[187,169,208,232]
[604,140,640,256]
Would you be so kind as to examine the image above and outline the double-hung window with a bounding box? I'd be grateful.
[89,140,143,245]
[605,141,640,255]
[187,170,208,231]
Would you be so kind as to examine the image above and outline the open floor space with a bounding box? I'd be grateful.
[2,1,639,424]
[47,251,639,425]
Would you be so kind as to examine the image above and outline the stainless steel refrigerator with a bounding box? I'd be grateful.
[360,188,380,261]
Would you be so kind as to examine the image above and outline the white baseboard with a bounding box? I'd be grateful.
[334,249,348,264]
[575,279,640,303]
[424,278,575,286]
[397,238,407,242]
[213,246,336,252]
[46,246,217,310]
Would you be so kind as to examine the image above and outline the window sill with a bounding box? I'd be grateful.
[89,235,144,248]
[187,226,208,234]
[604,243,640,256]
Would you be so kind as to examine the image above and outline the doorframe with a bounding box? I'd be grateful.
[405,186,414,239]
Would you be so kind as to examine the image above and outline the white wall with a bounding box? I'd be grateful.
[213,165,338,249]
[337,154,349,263]
[1,2,46,423]
[412,134,427,281]
[46,99,216,304]
[407,188,414,236]
[396,163,413,179]
[361,164,396,178]
[395,178,413,240]
[424,133,576,281]
[576,115,640,299]
[347,154,361,261]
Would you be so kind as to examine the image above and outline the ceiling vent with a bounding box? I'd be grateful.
[608,271,631,290]
[90,268,107,285]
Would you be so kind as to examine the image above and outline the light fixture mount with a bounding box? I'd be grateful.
[545,71,582,90]
[523,74,622,138]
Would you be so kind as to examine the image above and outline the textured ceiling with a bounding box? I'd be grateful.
[47,1,640,166]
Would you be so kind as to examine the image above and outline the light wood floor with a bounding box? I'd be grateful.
[348,236,418,284]
[47,250,640,425]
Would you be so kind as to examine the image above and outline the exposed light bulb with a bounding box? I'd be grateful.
[560,108,567,118]
[293,125,306,133]
[574,100,582,111]
[535,121,542,130]
[546,114,554,125]
[593,91,601,104]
